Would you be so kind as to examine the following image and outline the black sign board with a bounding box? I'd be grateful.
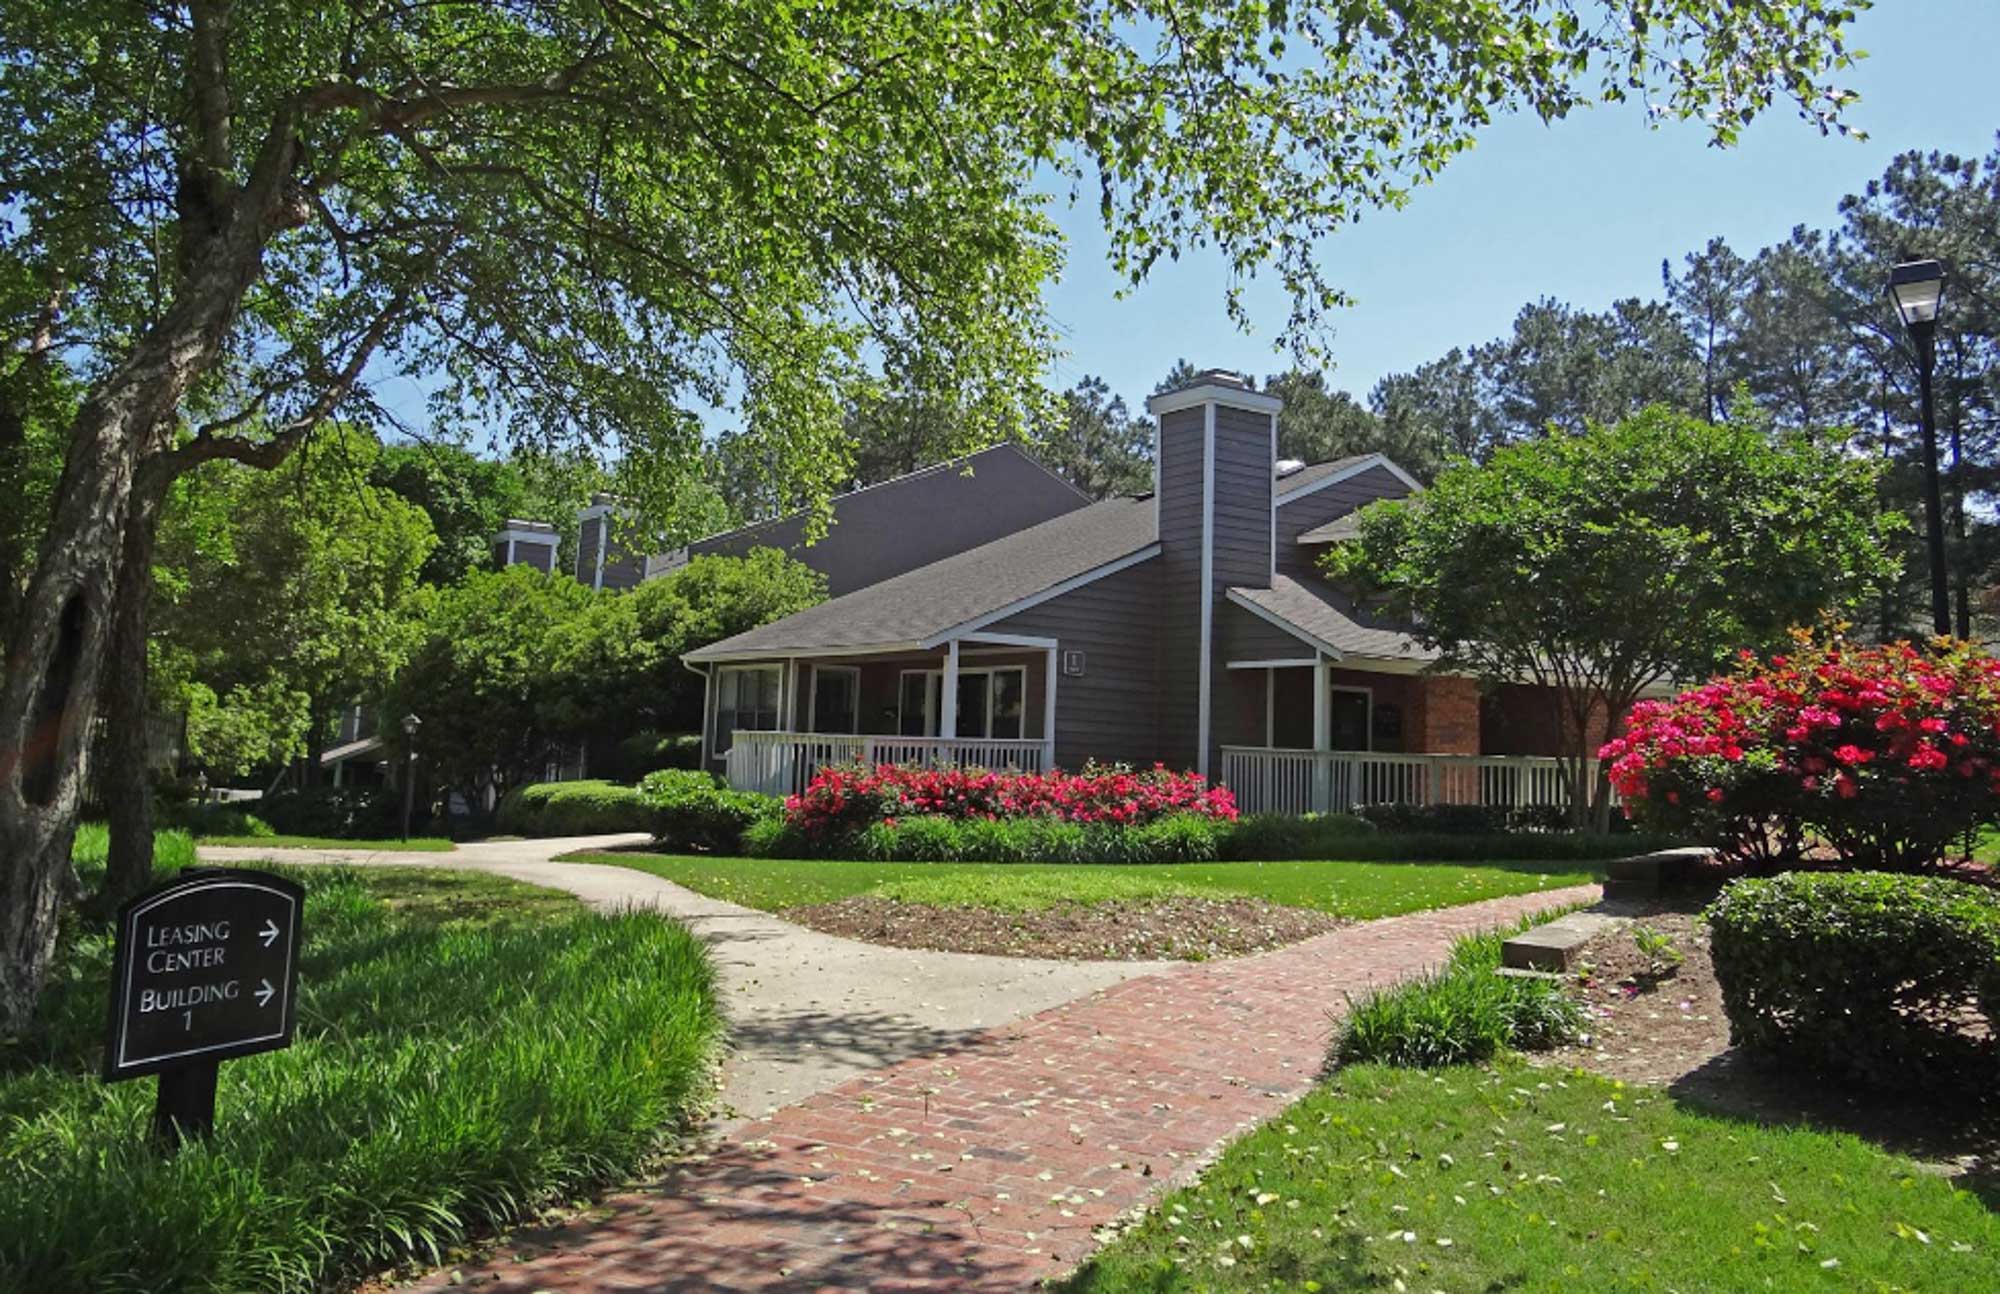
[104,868,304,1083]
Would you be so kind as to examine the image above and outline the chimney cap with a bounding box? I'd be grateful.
[1145,368,1284,416]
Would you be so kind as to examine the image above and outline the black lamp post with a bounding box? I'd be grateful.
[1889,258,1949,638]
[400,713,423,840]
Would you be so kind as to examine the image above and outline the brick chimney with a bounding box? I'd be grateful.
[1144,369,1283,775]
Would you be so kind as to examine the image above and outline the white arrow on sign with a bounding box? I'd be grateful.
[255,978,275,1008]
[259,918,280,947]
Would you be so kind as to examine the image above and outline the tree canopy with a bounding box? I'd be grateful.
[1327,405,1901,822]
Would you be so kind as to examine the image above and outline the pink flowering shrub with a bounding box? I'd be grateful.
[784,760,1238,839]
[1602,631,2000,873]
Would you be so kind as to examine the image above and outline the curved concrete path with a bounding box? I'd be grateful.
[196,836,1166,1119]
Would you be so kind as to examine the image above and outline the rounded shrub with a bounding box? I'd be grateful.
[1705,870,2000,1092]
[257,785,404,838]
[496,780,652,836]
[634,770,780,853]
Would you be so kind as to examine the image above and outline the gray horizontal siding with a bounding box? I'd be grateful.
[985,557,1163,768]
[1275,464,1413,582]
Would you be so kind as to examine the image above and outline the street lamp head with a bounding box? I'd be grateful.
[401,713,422,738]
[1889,259,1945,329]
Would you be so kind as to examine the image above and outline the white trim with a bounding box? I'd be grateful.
[1226,657,1318,670]
[807,663,861,734]
[918,543,1161,647]
[896,668,933,737]
[712,662,784,758]
[1151,418,1161,537]
[493,524,558,546]
[1146,383,1284,417]
[939,640,960,738]
[592,514,609,590]
[683,659,713,767]
[1043,644,1059,769]
[959,631,1060,649]
[1224,588,1347,660]
[1274,452,1425,507]
[1197,401,1215,778]
[1268,411,1279,582]
[688,640,923,664]
[1329,683,1374,753]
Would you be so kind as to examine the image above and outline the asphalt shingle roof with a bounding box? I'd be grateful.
[1272,454,1372,496]
[1229,576,1435,664]
[686,495,1158,659]
[1294,513,1363,544]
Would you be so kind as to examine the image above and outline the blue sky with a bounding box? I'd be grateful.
[1043,0,2000,406]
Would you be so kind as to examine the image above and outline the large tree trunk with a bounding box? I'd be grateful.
[102,456,174,902]
[0,197,290,1033]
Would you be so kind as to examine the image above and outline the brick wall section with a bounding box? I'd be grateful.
[1407,674,1481,754]
[403,884,1600,1294]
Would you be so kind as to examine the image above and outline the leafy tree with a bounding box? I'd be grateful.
[152,426,437,781]
[0,0,1875,1030]
[1483,297,1704,440]
[1369,349,1500,465]
[1328,405,1901,828]
[1038,376,1154,499]
[1262,370,1384,464]
[386,567,600,799]
[1732,227,1868,439]
[553,548,828,739]
[370,443,601,586]
[1662,236,1751,423]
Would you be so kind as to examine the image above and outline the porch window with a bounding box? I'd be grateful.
[1329,686,1372,752]
[896,666,1027,739]
[715,664,782,756]
[810,665,859,734]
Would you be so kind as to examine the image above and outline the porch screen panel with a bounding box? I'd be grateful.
[813,668,858,734]
[990,669,1025,739]
[717,665,782,754]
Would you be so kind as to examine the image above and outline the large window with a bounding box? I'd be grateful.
[715,664,782,755]
[896,666,1028,739]
[810,665,859,734]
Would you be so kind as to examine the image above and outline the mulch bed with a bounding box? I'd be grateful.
[782,895,1346,961]
[1542,897,1999,1186]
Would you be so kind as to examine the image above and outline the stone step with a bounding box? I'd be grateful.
[1501,911,1628,972]
[1603,846,1714,898]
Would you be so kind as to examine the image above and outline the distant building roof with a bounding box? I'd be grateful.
[686,495,1157,659]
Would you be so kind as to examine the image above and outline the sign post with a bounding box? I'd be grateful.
[103,868,304,1149]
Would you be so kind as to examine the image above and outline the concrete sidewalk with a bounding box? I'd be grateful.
[197,836,1165,1118]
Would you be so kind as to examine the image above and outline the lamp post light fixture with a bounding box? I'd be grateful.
[400,713,423,840]
[1889,258,1950,638]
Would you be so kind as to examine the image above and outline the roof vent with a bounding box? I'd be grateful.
[1275,458,1306,477]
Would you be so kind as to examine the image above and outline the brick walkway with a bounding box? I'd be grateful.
[409,883,1598,1293]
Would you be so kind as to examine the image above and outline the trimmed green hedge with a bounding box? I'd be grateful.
[257,786,407,838]
[749,809,1677,866]
[496,779,653,836]
[635,770,780,853]
[1706,871,2000,1092]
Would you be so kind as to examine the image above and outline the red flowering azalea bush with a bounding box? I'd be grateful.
[1602,632,2000,873]
[783,760,1238,840]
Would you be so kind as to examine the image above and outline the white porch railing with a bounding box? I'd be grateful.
[1220,746,1607,817]
[724,731,1050,798]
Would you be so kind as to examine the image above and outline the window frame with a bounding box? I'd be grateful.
[894,665,1030,740]
[714,663,784,757]
[808,664,862,735]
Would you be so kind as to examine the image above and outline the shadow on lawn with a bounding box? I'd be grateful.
[1666,1049,2000,1203]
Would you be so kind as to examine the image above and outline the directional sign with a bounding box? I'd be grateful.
[103,868,304,1083]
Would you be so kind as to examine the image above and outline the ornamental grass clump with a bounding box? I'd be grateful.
[1602,629,2000,872]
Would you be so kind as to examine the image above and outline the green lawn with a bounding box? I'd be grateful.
[573,851,1599,920]
[1063,1062,2000,1293]
[4,844,720,1292]
[198,833,456,851]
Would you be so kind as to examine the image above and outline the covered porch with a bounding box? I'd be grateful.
[1214,654,1612,816]
[704,632,1061,798]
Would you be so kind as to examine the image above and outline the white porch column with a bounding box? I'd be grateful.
[939,639,960,739]
[1042,645,1059,771]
